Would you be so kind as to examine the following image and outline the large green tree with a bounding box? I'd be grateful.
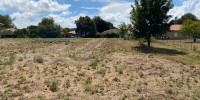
[14,28,30,38]
[180,20,200,42]
[118,22,128,38]
[27,25,39,38]
[75,16,96,37]
[93,16,114,33]
[130,0,173,47]
[174,13,199,24]
[0,14,15,28]
[38,17,62,38]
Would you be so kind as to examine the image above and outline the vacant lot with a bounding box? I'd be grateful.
[0,38,200,100]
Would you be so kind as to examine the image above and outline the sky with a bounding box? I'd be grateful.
[0,0,200,29]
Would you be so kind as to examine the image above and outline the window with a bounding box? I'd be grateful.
[174,33,178,37]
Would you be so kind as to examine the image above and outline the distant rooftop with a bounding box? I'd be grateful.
[69,31,76,34]
[170,25,183,31]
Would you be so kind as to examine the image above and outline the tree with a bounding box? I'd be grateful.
[127,24,133,31]
[180,20,200,42]
[118,22,128,38]
[130,0,173,47]
[93,16,114,33]
[37,17,62,38]
[27,25,38,38]
[0,14,15,28]
[62,28,70,33]
[75,16,96,37]
[14,28,30,38]
[174,13,198,24]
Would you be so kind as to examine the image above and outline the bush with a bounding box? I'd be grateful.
[50,81,58,92]
[34,56,44,63]
[96,67,107,75]
[85,85,98,94]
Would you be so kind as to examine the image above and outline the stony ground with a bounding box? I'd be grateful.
[0,38,200,100]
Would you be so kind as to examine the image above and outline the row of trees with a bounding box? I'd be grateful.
[75,16,114,38]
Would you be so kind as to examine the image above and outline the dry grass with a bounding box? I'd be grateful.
[0,38,199,100]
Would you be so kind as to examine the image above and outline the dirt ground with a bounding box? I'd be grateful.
[0,38,200,100]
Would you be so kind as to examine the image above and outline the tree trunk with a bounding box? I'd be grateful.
[147,38,151,47]
[194,38,197,43]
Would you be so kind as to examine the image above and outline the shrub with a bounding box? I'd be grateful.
[4,54,16,65]
[18,57,24,62]
[90,58,99,69]
[85,77,92,85]
[65,80,70,88]
[85,85,98,94]
[34,56,44,63]
[50,81,58,92]
[96,67,107,75]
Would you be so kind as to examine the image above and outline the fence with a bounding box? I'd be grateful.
[155,39,200,51]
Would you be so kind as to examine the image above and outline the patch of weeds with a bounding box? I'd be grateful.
[85,77,92,85]
[96,67,107,76]
[85,85,98,94]
[90,58,99,69]
[104,78,109,82]
[122,95,128,100]
[165,88,174,94]
[65,41,70,45]
[65,80,70,88]
[151,64,155,68]
[37,95,45,100]
[18,76,26,84]
[50,81,58,92]
[76,65,82,71]
[57,93,65,99]
[17,66,24,71]
[192,87,200,100]
[139,72,144,78]
[18,57,24,62]
[118,68,123,74]
[34,56,44,63]
[3,79,8,84]
[194,78,198,83]
[113,77,120,82]
[4,54,16,65]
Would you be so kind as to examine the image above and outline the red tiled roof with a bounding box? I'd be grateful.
[7,28,16,32]
[170,25,183,31]
[69,31,76,34]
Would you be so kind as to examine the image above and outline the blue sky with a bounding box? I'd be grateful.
[0,0,199,29]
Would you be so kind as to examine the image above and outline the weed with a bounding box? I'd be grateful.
[118,68,123,74]
[50,81,58,92]
[165,89,174,94]
[113,77,120,82]
[96,67,107,76]
[34,56,44,63]
[90,58,99,69]
[18,76,26,84]
[4,54,16,65]
[104,78,109,82]
[122,95,128,100]
[57,93,65,99]
[85,85,98,94]
[65,80,70,88]
[85,77,92,85]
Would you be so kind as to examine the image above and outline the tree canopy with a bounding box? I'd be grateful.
[173,13,199,24]
[93,16,114,33]
[118,22,128,38]
[14,28,30,38]
[0,14,15,28]
[130,0,173,46]
[75,16,96,37]
[37,17,62,38]
[27,25,39,38]
[180,20,200,42]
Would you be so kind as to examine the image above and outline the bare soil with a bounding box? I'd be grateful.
[0,38,200,100]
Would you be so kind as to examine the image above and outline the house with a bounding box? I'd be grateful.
[0,23,4,38]
[162,24,188,40]
[102,29,133,38]
[2,28,16,38]
[68,31,80,38]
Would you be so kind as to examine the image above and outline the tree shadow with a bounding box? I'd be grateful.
[132,45,187,56]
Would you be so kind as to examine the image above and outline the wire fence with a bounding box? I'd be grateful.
[156,39,200,51]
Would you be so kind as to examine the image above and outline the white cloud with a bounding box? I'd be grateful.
[0,0,71,28]
[49,13,86,28]
[169,0,200,19]
[99,2,133,27]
